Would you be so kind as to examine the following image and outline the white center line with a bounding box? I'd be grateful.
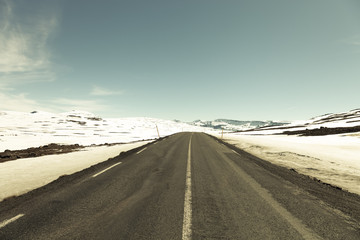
[0,214,25,229]
[182,134,193,240]
[136,147,147,155]
[92,162,122,178]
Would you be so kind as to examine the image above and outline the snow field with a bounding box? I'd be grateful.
[218,133,360,195]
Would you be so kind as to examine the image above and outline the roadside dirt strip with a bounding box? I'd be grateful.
[0,132,359,239]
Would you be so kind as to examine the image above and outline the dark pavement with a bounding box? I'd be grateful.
[0,132,359,239]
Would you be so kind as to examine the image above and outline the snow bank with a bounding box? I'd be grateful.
[218,133,360,195]
[0,142,149,202]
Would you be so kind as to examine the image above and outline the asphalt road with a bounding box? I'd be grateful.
[0,132,359,239]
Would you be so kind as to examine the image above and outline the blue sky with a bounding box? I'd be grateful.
[0,0,359,121]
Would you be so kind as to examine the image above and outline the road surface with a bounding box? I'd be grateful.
[0,132,359,239]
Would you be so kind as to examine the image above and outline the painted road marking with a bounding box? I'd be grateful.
[92,162,122,178]
[182,134,193,240]
[0,214,25,229]
[136,147,147,155]
[232,150,239,155]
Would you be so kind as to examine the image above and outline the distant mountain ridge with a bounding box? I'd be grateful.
[188,108,360,133]
[189,119,289,131]
[234,108,360,135]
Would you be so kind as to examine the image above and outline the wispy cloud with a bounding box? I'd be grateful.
[342,35,360,46]
[90,86,123,96]
[349,41,360,46]
[0,0,57,86]
[0,2,111,115]
[51,98,109,113]
[0,91,110,114]
[0,91,53,112]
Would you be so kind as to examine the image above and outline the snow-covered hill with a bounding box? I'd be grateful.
[306,108,360,127]
[0,110,213,151]
[1,108,359,151]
